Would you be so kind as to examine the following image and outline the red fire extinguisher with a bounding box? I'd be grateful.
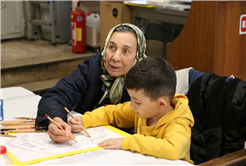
[71,1,86,53]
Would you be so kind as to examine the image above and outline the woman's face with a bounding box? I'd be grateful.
[105,31,137,77]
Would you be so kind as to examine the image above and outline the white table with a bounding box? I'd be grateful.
[0,87,193,165]
[1,87,41,121]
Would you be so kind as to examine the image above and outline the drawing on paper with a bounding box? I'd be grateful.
[6,126,123,155]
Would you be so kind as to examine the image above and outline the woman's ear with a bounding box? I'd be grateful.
[158,96,169,110]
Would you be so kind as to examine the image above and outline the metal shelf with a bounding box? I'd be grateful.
[29,1,57,45]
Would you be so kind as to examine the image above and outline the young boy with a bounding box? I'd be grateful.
[69,56,194,164]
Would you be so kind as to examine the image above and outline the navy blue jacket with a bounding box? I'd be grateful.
[35,52,130,128]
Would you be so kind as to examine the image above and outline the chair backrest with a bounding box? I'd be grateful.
[145,23,175,42]
[144,23,175,58]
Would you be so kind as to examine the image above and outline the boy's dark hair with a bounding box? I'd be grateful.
[124,56,176,101]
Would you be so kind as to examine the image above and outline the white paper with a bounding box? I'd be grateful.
[6,126,124,163]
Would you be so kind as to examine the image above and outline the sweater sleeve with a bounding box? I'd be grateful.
[82,102,135,129]
[122,119,192,161]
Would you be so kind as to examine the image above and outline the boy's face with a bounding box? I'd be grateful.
[127,89,163,122]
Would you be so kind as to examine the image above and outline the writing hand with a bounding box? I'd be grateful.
[47,117,75,143]
[98,138,124,150]
[68,116,84,133]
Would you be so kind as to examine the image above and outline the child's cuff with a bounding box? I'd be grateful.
[81,114,92,128]
[122,136,131,150]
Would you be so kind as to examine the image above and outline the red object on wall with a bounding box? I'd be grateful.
[71,10,86,53]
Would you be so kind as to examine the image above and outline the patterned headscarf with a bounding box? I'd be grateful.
[98,23,147,106]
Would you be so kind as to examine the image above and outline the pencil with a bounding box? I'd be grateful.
[0,125,35,130]
[0,134,15,138]
[0,120,35,126]
[14,117,36,121]
[5,129,46,133]
[44,114,78,143]
[64,107,91,138]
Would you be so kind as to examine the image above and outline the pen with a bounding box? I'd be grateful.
[64,107,91,138]
[44,114,78,143]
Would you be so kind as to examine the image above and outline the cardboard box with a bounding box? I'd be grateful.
[100,1,132,50]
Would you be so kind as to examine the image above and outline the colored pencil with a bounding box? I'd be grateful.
[0,125,35,130]
[5,129,46,133]
[14,117,36,120]
[44,114,78,143]
[0,134,15,138]
[0,120,35,126]
[64,107,91,138]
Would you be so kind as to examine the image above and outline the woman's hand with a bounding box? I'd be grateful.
[47,117,76,143]
[98,138,124,150]
[68,116,84,133]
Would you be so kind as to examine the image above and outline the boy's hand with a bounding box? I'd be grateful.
[68,116,84,133]
[98,138,124,149]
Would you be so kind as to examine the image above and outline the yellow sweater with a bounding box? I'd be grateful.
[82,94,194,164]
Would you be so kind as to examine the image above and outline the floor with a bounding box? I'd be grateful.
[1,38,95,95]
[1,38,75,69]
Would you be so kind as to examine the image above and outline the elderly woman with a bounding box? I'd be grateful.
[35,23,147,142]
